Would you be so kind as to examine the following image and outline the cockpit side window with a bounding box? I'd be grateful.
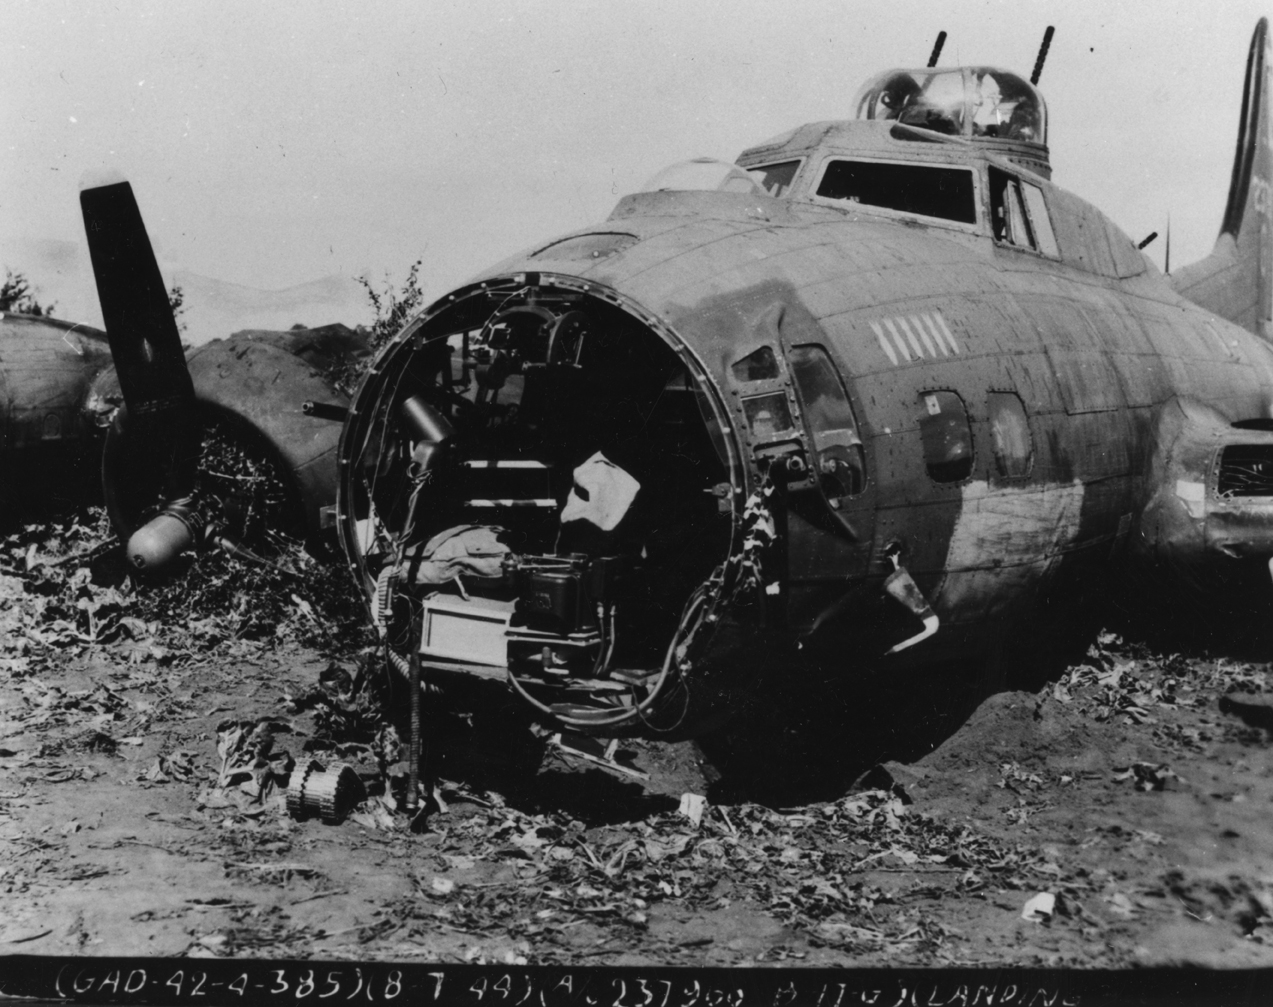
[746,160,802,198]
[989,168,1058,256]
[815,160,977,225]
[788,344,866,501]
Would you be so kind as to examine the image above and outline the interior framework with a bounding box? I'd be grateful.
[337,274,744,731]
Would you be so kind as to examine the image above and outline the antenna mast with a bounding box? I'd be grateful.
[1030,26,1055,85]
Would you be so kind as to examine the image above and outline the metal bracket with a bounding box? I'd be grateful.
[882,547,940,654]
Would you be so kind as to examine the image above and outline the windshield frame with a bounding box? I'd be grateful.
[745,158,806,198]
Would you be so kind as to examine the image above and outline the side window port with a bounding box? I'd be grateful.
[919,391,974,483]
[989,167,1058,256]
[987,391,1033,479]
[788,344,866,503]
[731,345,782,382]
[741,392,795,441]
[1020,183,1059,256]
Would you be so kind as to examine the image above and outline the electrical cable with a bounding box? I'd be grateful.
[505,574,717,729]
[587,602,608,679]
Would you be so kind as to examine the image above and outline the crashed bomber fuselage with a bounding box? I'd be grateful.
[339,110,1273,739]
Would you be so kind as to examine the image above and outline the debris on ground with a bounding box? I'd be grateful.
[3,516,1273,966]
[0,506,369,679]
[1021,892,1056,923]
[286,761,366,824]
[1111,762,1182,791]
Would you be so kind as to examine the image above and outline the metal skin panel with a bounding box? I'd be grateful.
[1045,187,1119,279]
[0,314,112,451]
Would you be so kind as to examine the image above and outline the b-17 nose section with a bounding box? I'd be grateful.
[336,273,796,737]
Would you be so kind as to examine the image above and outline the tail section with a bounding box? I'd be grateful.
[1171,18,1273,339]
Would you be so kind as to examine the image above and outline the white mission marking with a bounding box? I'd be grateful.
[882,318,912,362]
[869,310,961,366]
[896,316,927,358]
[895,316,925,358]
[869,321,898,366]
[920,313,952,355]
[935,480,1086,618]
[934,312,960,353]
[906,315,937,358]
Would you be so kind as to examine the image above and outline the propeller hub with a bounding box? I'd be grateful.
[126,499,204,572]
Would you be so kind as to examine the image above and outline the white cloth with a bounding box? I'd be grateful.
[560,452,640,531]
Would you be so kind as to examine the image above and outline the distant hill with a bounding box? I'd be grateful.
[4,236,374,344]
[171,270,374,345]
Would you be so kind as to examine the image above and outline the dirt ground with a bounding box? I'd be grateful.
[4,513,1273,970]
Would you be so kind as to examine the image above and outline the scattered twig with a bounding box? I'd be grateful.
[290,889,351,906]
[576,841,605,870]
[3,929,52,944]
[103,839,177,853]
[226,861,320,873]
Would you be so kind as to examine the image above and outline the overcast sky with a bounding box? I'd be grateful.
[2,1,1269,329]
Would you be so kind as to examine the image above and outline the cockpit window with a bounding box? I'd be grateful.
[638,158,762,194]
[815,160,977,225]
[788,345,866,500]
[854,67,1047,144]
[746,160,802,198]
[989,168,1058,256]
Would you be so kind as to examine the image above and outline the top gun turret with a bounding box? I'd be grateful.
[854,65,1050,178]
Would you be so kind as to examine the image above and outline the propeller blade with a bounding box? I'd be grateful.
[80,176,200,506]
